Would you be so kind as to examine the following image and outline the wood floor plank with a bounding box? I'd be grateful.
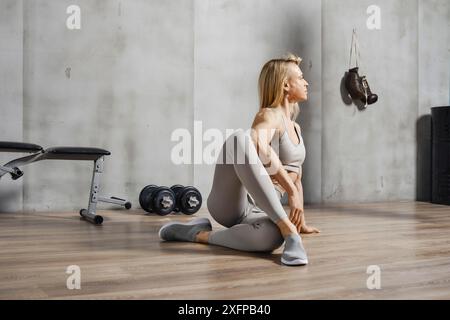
[0,201,449,299]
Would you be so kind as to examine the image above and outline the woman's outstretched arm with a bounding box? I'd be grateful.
[250,109,303,225]
[294,172,320,234]
[250,109,295,194]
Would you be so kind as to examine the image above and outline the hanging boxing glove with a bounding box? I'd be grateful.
[345,67,378,105]
[345,29,378,107]
[345,67,366,102]
[361,76,378,105]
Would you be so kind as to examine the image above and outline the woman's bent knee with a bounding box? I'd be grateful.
[250,219,284,252]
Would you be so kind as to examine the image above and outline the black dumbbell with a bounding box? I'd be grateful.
[170,185,202,215]
[139,185,176,216]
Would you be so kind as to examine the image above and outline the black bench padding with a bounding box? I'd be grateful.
[0,141,43,153]
[44,147,111,161]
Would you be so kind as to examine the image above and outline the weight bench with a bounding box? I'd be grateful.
[0,141,131,225]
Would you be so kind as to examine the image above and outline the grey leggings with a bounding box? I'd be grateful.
[207,130,287,252]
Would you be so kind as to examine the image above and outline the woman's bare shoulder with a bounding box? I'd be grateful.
[252,108,280,127]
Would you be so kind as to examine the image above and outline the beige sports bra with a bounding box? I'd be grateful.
[270,113,306,174]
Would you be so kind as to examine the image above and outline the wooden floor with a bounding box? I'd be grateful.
[0,201,449,300]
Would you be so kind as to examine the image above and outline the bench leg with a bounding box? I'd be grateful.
[80,157,104,225]
[98,196,132,209]
[0,165,23,180]
[0,165,11,177]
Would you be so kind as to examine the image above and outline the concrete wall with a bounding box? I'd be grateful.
[417,0,450,201]
[0,0,449,212]
[322,0,421,203]
[22,0,194,211]
[194,0,322,204]
[0,0,23,212]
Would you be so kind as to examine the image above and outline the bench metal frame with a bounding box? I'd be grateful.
[1,145,131,225]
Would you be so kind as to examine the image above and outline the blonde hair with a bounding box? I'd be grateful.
[258,52,302,120]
